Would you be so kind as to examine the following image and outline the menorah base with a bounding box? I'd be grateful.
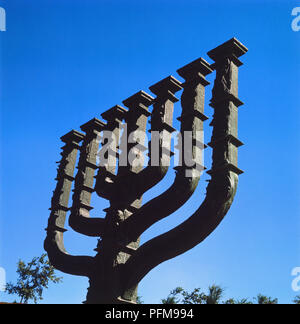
[84,272,139,305]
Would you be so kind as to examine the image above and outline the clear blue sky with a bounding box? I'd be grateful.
[0,0,299,304]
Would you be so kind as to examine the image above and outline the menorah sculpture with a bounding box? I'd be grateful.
[44,38,248,304]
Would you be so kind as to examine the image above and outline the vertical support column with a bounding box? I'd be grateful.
[100,105,127,176]
[121,91,153,174]
[207,38,248,176]
[177,57,213,176]
[95,105,127,199]
[69,118,106,236]
[149,76,182,169]
[118,91,153,210]
[47,130,84,236]
[45,130,85,271]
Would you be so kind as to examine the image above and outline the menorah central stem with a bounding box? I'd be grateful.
[85,92,153,304]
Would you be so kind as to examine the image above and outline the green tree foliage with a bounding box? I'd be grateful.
[255,294,278,305]
[162,285,299,304]
[161,287,185,304]
[293,295,300,305]
[223,298,252,304]
[5,253,62,304]
[206,285,224,304]
[162,285,226,304]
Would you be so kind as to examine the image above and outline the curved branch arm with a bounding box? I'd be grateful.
[122,59,213,242]
[122,169,239,291]
[67,105,134,240]
[109,91,153,212]
[121,39,248,295]
[121,168,201,243]
[70,105,129,237]
[45,229,95,277]
[44,130,95,277]
[117,76,182,201]
[68,118,107,237]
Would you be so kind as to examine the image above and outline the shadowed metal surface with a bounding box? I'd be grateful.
[44,37,248,304]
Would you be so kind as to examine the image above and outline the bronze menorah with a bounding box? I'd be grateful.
[44,38,248,304]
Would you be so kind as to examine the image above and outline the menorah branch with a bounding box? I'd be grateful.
[123,58,212,243]
[122,171,239,292]
[68,118,107,237]
[114,76,181,202]
[95,105,126,199]
[44,130,94,277]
